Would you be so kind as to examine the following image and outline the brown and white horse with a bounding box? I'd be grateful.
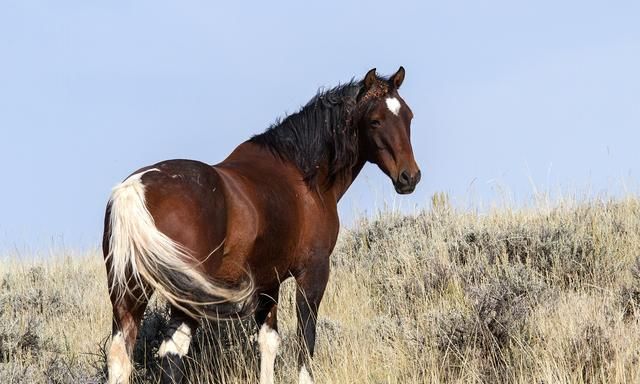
[103,67,420,384]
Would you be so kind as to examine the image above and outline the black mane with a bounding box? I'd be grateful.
[249,80,372,188]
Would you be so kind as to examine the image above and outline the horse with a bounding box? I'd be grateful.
[103,66,421,384]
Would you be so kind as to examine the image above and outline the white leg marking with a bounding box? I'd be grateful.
[258,323,281,384]
[158,323,192,358]
[385,97,401,116]
[299,364,314,384]
[107,331,132,384]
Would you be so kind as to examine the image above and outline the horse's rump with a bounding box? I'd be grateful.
[104,163,254,319]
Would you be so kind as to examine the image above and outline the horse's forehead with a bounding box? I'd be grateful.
[359,82,409,117]
[385,97,402,116]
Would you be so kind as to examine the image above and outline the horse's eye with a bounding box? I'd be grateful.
[370,120,381,128]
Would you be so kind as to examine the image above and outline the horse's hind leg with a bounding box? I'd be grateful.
[104,221,151,383]
[255,288,281,384]
[107,291,150,384]
[159,306,198,384]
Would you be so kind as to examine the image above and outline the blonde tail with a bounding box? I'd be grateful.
[105,169,253,319]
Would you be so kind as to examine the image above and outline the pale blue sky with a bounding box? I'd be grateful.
[1,1,639,254]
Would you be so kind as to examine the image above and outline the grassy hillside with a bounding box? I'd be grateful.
[1,195,639,383]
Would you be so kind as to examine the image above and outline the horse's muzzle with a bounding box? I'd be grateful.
[394,169,421,194]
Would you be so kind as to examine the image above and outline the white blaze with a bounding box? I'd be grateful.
[107,331,132,384]
[385,97,401,116]
[158,323,192,357]
[299,364,314,384]
[258,323,281,384]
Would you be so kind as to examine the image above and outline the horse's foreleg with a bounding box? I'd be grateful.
[295,260,329,384]
[159,308,198,384]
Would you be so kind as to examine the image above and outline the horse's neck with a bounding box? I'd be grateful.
[328,158,366,203]
[323,123,367,202]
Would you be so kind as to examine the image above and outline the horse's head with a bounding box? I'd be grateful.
[356,67,421,194]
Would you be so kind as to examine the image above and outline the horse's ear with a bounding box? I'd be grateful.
[363,68,377,90]
[390,66,405,89]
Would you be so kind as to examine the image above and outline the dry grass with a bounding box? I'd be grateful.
[1,195,640,383]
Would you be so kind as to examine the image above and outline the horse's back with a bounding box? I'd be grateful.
[126,153,336,289]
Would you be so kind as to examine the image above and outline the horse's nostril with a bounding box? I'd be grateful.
[415,170,422,184]
[399,170,411,185]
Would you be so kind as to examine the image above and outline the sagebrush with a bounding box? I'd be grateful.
[1,195,639,383]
